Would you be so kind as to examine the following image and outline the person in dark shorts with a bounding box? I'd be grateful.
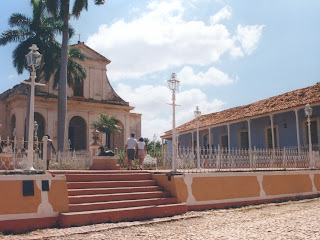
[46,135,56,170]
[125,132,137,170]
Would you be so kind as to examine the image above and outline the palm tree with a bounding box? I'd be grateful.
[0,0,63,143]
[45,0,105,152]
[0,0,87,142]
[0,0,63,78]
[52,47,87,90]
[91,114,121,148]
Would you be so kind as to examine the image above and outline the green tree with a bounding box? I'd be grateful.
[52,47,87,90]
[144,138,162,152]
[91,114,120,148]
[0,0,62,78]
[0,0,87,142]
[44,0,105,152]
[0,0,63,142]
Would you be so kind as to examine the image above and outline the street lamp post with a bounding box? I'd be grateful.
[304,103,314,168]
[168,73,180,172]
[194,106,201,168]
[23,44,45,171]
[153,134,157,153]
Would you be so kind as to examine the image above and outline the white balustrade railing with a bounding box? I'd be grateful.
[1,134,319,172]
[0,136,45,171]
[0,136,92,171]
[161,145,317,172]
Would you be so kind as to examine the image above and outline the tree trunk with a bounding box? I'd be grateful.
[107,133,110,148]
[57,0,70,152]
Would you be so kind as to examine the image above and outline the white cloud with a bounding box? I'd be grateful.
[236,24,265,55]
[175,88,225,126]
[116,83,170,118]
[178,66,236,86]
[210,6,232,25]
[116,83,225,139]
[87,0,264,81]
[129,7,141,14]
[8,74,18,79]
[142,117,171,141]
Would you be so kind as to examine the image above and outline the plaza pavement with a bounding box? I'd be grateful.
[1,198,320,239]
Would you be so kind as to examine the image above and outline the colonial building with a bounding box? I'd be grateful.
[162,84,320,152]
[0,42,141,150]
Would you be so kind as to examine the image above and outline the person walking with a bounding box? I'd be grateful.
[46,135,56,170]
[137,137,147,170]
[125,132,137,170]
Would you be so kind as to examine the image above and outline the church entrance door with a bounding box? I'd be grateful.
[68,116,87,150]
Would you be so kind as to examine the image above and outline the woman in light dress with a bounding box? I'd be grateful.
[137,137,147,170]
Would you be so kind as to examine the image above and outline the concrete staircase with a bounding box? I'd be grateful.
[48,170,187,227]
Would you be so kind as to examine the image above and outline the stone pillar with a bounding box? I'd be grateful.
[15,109,26,149]
[294,109,301,155]
[227,124,230,149]
[89,129,101,156]
[270,115,275,149]
[247,119,252,150]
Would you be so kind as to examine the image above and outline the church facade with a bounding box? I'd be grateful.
[0,42,141,150]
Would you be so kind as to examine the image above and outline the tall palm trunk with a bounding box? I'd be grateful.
[57,0,70,152]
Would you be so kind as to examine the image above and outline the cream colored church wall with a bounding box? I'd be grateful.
[0,101,7,136]
[65,103,138,149]
[126,113,142,138]
[4,98,27,140]
[0,43,141,151]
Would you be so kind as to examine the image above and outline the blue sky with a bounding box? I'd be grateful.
[0,0,320,140]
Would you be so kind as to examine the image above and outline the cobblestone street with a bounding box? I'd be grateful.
[1,198,320,240]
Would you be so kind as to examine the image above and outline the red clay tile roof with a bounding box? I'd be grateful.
[162,83,320,138]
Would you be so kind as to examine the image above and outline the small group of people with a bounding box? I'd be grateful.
[125,132,147,170]
[45,132,147,171]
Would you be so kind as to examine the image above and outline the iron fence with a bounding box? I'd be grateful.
[0,136,92,171]
[1,134,319,172]
[111,145,319,172]
[165,145,318,172]
[0,136,45,171]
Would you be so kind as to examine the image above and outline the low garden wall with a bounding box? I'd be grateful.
[0,174,69,233]
[1,170,320,233]
[152,170,320,210]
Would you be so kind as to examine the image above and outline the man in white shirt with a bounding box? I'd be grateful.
[125,132,137,170]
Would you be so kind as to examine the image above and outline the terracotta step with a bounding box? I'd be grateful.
[66,173,152,182]
[67,180,157,189]
[69,191,171,204]
[48,170,149,175]
[59,203,188,227]
[68,186,163,196]
[69,197,179,212]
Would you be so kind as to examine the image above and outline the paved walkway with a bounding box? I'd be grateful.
[1,198,320,240]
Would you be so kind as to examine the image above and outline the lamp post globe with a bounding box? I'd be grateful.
[168,73,180,172]
[304,103,313,168]
[194,106,201,168]
[25,44,42,70]
[168,73,180,91]
[304,103,313,117]
[194,106,201,118]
